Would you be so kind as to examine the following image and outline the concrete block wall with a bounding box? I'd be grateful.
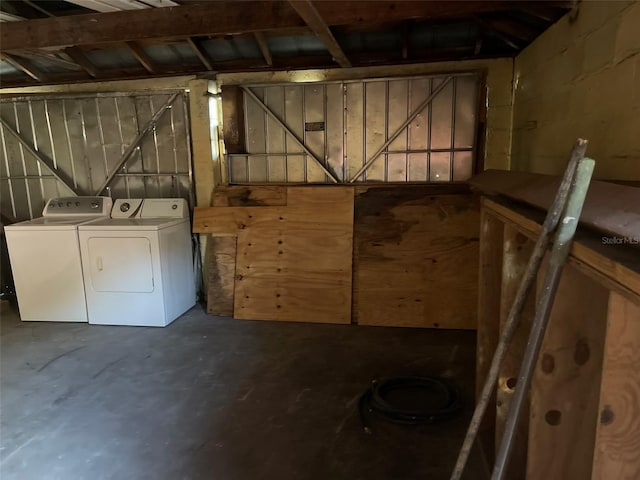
[512,1,640,180]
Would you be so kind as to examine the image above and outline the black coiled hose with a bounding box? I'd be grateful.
[359,376,462,434]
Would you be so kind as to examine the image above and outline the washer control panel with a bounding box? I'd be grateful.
[43,196,113,217]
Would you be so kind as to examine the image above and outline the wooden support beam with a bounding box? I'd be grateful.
[64,46,101,78]
[0,1,524,51]
[479,16,539,42]
[186,37,214,71]
[125,41,158,74]
[476,210,504,442]
[497,224,535,480]
[0,52,47,81]
[11,49,82,71]
[288,0,351,67]
[253,32,272,66]
[475,16,520,49]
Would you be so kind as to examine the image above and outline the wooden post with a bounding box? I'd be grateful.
[476,210,504,449]
[527,265,609,480]
[496,224,535,479]
[591,292,640,480]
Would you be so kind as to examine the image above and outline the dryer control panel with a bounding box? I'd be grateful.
[43,196,113,217]
[111,198,189,219]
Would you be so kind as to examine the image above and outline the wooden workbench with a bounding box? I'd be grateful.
[477,196,640,480]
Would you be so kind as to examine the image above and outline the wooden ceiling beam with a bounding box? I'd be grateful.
[125,41,159,74]
[253,32,272,66]
[1,1,526,51]
[64,46,101,78]
[288,0,350,67]
[186,37,214,71]
[0,52,48,81]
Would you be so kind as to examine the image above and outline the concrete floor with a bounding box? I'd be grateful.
[1,301,488,480]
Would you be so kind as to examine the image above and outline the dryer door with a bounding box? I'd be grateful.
[86,237,154,293]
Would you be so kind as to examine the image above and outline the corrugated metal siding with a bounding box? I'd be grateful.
[229,73,479,183]
[0,92,192,221]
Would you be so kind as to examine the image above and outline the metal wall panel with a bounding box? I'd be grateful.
[0,92,193,221]
[231,73,479,184]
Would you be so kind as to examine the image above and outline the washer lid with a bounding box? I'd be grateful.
[4,215,106,231]
[78,217,188,231]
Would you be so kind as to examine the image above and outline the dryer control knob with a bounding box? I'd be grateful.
[91,202,99,209]
[120,202,130,212]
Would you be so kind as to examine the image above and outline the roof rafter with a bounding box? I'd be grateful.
[0,52,48,81]
[186,37,214,71]
[479,16,539,42]
[288,0,351,68]
[125,41,159,74]
[64,46,101,78]
[253,32,273,66]
[11,49,82,71]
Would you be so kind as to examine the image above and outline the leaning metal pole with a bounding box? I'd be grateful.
[491,157,595,480]
[449,138,588,480]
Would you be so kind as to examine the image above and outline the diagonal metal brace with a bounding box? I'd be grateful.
[348,76,453,183]
[95,92,180,194]
[0,117,84,196]
[241,86,339,183]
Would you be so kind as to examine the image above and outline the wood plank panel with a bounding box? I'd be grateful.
[213,185,287,206]
[591,293,640,480]
[206,236,237,316]
[496,224,535,480]
[527,265,609,480]
[354,186,480,329]
[193,205,281,236]
[234,187,353,324]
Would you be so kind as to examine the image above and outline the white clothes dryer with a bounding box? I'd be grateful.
[78,198,195,327]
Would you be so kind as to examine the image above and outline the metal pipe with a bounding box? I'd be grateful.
[449,139,589,480]
[95,92,179,195]
[491,157,595,480]
[241,86,339,184]
[349,76,453,183]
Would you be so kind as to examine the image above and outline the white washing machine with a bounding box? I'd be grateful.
[5,196,113,322]
[78,198,195,327]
